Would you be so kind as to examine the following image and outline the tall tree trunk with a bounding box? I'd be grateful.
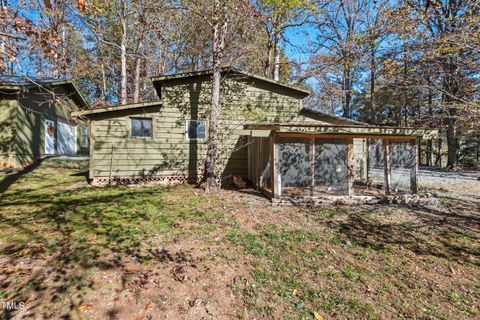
[476,141,480,168]
[369,43,376,124]
[264,31,273,77]
[133,57,141,103]
[426,85,433,166]
[446,109,457,168]
[101,61,107,100]
[435,136,443,167]
[133,42,142,103]
[444,57,459,168]
[402,43,408,126]
[60,27,66,77]
[273,30,280,81]
[343,64,351,119]
[204,0,227,191]
[120,14,128,105]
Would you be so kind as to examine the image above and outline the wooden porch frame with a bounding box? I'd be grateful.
[410,138,419,194]
[267,132,420,201]
[277,132,417,140]
[271,132,280,200]
[346,138,354,197]
[383,140,391,195]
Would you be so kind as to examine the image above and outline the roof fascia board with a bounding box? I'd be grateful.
[0,85,22,92]
[24,81,89,108]
[244,124,438,139]
[0,80,89,108]
[72,101,162,117]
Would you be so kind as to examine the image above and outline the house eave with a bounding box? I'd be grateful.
[72,101,162,118]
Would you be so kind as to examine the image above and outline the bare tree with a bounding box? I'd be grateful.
[254,0,312,81]
[182,0,252,190]
[310,0,367,118]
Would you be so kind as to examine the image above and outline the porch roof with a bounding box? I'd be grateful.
[242,123,438,140]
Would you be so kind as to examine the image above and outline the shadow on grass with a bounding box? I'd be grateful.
[324,199,480,266]
[237,188,271,201]
[0,159,44,194]
[70,170,89,178]
[0,181,171,319]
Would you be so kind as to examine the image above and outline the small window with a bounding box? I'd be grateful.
[186,120,207,140]
[131,118,153,137]
[81,126,88,147]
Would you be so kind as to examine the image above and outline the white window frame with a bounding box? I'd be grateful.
[130,117,153,139]
[185,119,207,141]
[81,126,88,148]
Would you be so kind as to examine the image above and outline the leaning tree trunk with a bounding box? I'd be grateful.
[204,0,227,192]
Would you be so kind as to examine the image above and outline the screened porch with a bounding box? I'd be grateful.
[244,124,436,203]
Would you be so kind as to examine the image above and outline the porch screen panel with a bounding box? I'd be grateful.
[367,139,385,188]
[278,138,311,195]
[257,137,272,191]
[314,138,348,195]
[368,139,416,192]
[390,141,415,192]
[249,137,272,191]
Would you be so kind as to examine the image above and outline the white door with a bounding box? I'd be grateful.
[45,119,56,155]
[57,120,77,155]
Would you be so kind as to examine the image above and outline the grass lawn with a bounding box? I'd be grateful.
[0,159,479,319]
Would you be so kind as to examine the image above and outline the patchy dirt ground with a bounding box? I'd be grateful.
[0,160,479,319]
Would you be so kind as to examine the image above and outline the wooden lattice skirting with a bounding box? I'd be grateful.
[91,174,204,187]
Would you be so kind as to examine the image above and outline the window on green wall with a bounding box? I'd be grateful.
[131,118,153,137]
[81,127,88,147]
[186,120,207,141]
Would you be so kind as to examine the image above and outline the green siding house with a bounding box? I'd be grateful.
[77,68,361,185]
[0,76,89,169]
[76,68,434,200]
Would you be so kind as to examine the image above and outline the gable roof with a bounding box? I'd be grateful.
[0,75,89,108]
[151,67,311,97]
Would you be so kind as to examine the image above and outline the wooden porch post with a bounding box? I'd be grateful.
[383,139,391,195]
[365,138,370,182]
[346,138,354,197]
[418,138,422,166]
[247,136,251,182]
[271,133,280,200]
[88,120,94,180]
[310,136,315,197]
[410,138,419,194]
[258,138,263,187]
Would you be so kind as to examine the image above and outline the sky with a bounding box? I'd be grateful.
[284,25,322,91]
